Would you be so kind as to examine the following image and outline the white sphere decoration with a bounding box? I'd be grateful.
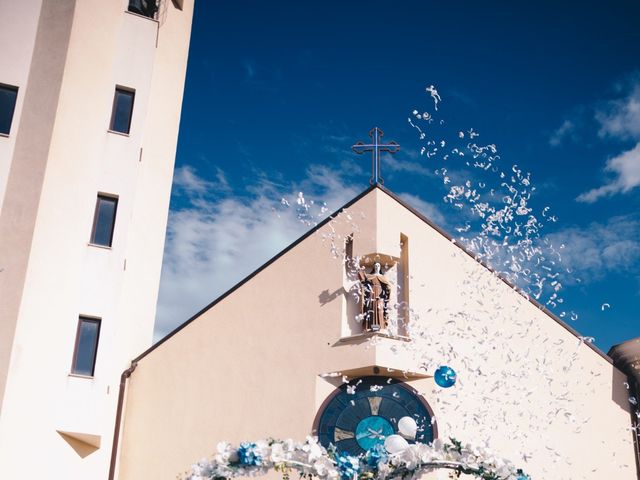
[384,434,409,453]
[397,416,418,439]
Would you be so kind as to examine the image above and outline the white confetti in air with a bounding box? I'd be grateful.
[398,84,635,472]
[426,85,441,111]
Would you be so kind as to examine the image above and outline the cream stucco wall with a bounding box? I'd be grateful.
[0,0,41,210]
[115,187,637,480]
[0,1,193,478]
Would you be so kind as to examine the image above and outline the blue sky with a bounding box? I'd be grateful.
[155,1,640,351]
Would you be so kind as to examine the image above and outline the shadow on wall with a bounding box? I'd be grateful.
[318,287,346,306]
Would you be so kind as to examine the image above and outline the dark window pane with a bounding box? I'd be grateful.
[110,88,134,134]
[72,318,100,376]
[91,195,117,246]
[128,0,158,18]
[0,84,18,135]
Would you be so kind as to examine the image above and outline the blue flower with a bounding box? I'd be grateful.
[237,442,262,466]
[336,453,360,480]
[365,444,388,469]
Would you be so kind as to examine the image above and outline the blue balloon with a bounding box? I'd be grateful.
[434,366,457,388]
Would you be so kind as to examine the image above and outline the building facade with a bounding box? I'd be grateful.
[113,186,639,480]
[0,1,193,478]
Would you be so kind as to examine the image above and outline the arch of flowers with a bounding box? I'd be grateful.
[185,437,530,480]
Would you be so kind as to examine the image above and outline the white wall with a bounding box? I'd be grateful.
[0,0,42,210]
[0,1,193,478]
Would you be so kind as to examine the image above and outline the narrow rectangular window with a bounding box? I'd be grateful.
[90,195,118,247]
[128,0,158,19]
[109,87,135,134]
[0,84,18,135]
[71,317,101,377]
[398,234,409,335]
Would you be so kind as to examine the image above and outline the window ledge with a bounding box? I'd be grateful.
[0,132,9,138]
[124,10,159,23]
[338,331,411,344]
[107,129,130,137]
[68,373,94,380]
[88,243,112,250]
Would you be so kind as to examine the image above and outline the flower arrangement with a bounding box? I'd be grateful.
[185,437,530,480]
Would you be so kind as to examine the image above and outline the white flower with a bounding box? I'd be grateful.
[282,438,295,451]
[313,456,338,479]
[397,446,420,470]
[415,443,435,463]
[214,442,238,464]
[184,437,529,480]
[377,461,391,479]
[216,442,229,454]
[269,442,287,462]
[432,438,445,452]
[302,436,324,462]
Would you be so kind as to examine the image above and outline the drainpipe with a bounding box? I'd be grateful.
[609,337,640,479]
[108,361,138,480]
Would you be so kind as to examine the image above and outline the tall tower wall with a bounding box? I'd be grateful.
[0,1,193,477]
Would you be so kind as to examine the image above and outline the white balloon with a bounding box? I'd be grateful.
[398,416,417,439]
[384,434,409,454]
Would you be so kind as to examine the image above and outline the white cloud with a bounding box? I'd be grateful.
[596,80,640,141]
[577,142,640,202]
[398,192,446,225]
[213,167,232,193]
[549,119,576,147]
[546,216,640,281]
[577,76,640,202]
[383,153,433,177]
[173,165,214,196]
[154,165,360,340]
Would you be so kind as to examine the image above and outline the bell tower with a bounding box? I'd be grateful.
[0,1,193,478]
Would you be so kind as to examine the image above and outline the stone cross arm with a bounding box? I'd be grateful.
[352,127,400,185]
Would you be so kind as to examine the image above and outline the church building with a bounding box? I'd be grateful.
[111,185,640,480]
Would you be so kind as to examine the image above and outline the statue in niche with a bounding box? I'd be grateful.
[357,262,391,332]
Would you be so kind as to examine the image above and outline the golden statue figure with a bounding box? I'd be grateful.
[357,262,391,332]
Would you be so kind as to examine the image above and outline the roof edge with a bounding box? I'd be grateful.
[133,184,378,363]
[376,184,615,366]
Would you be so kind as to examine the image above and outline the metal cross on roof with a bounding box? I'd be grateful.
[351,127,400,185]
